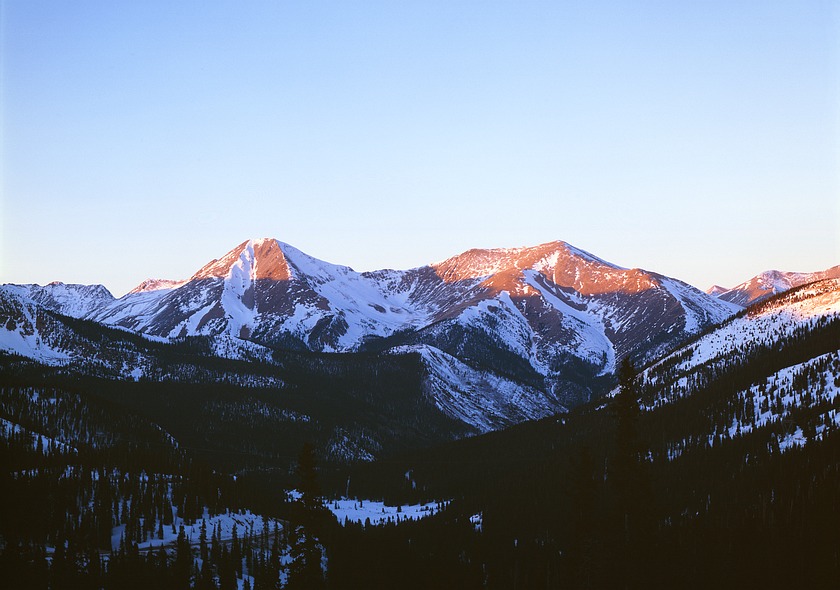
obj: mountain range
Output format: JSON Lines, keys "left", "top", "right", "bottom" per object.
{"left": 3, "top": 237, "right": 837, "bottom": 441}
{"left": 1, "top": 238, "right": 740, "bottom": 420}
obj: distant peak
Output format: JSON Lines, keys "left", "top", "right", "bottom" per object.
{"left": 129, "top": 278, "right": 187, "bottom": 294}
{"left": 758, "top": 270, "right": 784, "bottom": 280}
{"left": 716, "top": 264, "right": 840, "bottom": 307}
{"left": 41, "top": 281, "right": 114, "bottom": 298}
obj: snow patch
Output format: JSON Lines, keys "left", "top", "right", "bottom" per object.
{"left": 325, "top": 497, "right": 449, "bottom": 527}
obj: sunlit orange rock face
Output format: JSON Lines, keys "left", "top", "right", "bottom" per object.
{"left": 431, "top": 241, "right": 659, "bottom": 297}
{"left": 190, "top": 241, "right": 250, "bottom": 280}
{"left": 191, "top": 238, "right": 292, "bottom": 281}
{"left": 250, "top": 238, "right": 294, "bottom": 281}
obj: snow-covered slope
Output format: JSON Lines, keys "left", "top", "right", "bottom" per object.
{"left": 628, "top": 278, "right": 840, "bottom": 462}
{"left": 1, "top": 282, "right": 115, "bottom": 318}
{"left": 0, "top": 288, "right": 71, "bottom": 364}
{"left": 0, "top": 286, "right": 282, "bottom": 386}
{"left": 391, "top": 344, "right": 566, "bottom": 432}
{"left": 643, "top": 278, "right": 840, "bottom": 404}
{"left": 710, "top": 265, "right": 840, "bottom": 307}
{"left": 714, "top": 351, "right": 840, "bottom": 451}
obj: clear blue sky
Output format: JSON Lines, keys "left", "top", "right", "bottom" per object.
{"left": 2, "top": 1, "right": 838, "bottom": 296}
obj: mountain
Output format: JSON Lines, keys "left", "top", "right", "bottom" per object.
{"left": 407, "top": 241, "right": 737, "bottom": 379}
{"left": 84, "top": 238, "right": 422, "bottom": 349}
{"left": 709, "top": 265, "right": 840, "bottom": 307}
{"left": 2, "top": 238, "right": 738, "bottom": 412}
{"left": 705, "top": 284, "right": 728, "bottom": 297}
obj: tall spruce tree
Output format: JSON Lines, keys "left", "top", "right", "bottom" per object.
{"left": 286, "top": 442, "right": 326, "bottom": 590}
{"left": 568, "top": 446, "right": 597, "bottom": 589}
{"left": 610, "top": 357, "right": 654, "bottom": 589}
{"left": 174, "top": 524, "right": 191, "bottom": 589}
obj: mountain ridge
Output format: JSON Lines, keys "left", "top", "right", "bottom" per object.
{"left": 1, "top": 237, "right": 741, "bottom": 423}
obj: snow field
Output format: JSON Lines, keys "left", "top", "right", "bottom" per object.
{"left": 111, "top": 507, "right": 281, "bottom": 553}
{"left": 325, "top": 498, "right": 450, "bottom": 527}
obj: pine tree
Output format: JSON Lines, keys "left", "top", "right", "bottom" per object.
{"left": 286, "top": 443, "right": 326, "bottom": 590}
{"left": 200, "top": 519, "right": 209, "bottom": 562}
{"left": 610, "top": 357, "right": 654, "bottom": 589}
{"left": 196, "top": 559, "right": 215, "bottom": 590}
{"left": 211, "top": 521, "right": 221, "bottom": 565}
{"left": 231, "top": 523, "right": 242, "bottom": 577}
{"left": 219, "top": 544, "right": 236, "bottom": 590}
{"left": 568, "top": 446, "right": 597, "bottom": 589}
{"left": 174, "top": 524, "right": 191, "bottom": 589}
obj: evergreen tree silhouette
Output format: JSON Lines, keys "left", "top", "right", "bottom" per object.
{"left": 611, "top": 357, "right": 654, "bottom": 589}
{"left": 287, "top": 442, "right": 326, "bottom": 590}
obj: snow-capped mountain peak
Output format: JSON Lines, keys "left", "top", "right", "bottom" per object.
{"left": 430, "top": 240, "right": 623, "bottom": 285}
{"left": 191, "top": 238, "right": 294, "bottom": 282}
{"left": 711, "top": 265, "right": 840, "bottom": 307}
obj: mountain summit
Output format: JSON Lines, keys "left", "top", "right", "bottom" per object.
{"left": 191, "top": 238, "right": 294, "bottom": 282}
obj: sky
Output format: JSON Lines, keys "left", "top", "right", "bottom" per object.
{"left": 1, "top": 1, "right": 838, "bottom": 296}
